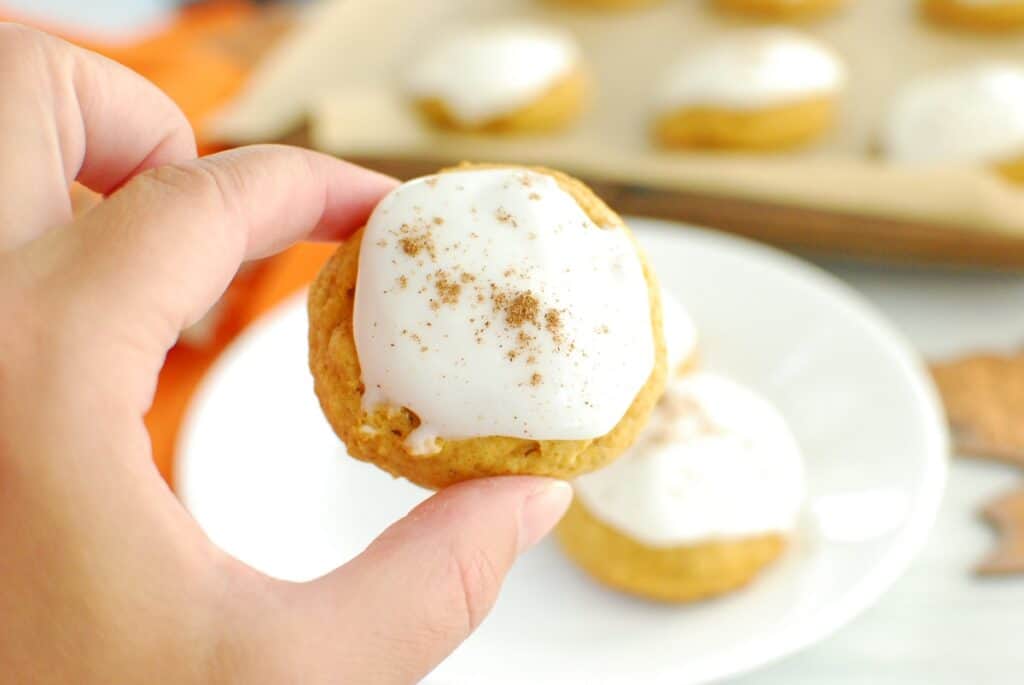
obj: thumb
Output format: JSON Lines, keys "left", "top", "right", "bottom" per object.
{"left": 258, "top": 477, "right": 571, "bottom": 683}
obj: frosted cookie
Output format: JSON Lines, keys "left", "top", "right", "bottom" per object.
{"left": 712, "top": 0, "right": 848, "bottom": 19}
{"left": 308, "top": 164, "right": 667, "bottom": 490}
{"left": 661, "top": 287, "right": 698, "bottom": 375}
{"left": 557, "top": 372, "right": 805, "bottom": 602}
{"left": 652, "top": 30, "right": 845, "bottom": 151}
{"left": 406, "top": 25, "right": 587, "bottom": 134}
{"left": 881, "top": 64, "right": 1024, "bottom": 183}
{"left": 922, "top": 0, "right": 1024, "bottom": 32}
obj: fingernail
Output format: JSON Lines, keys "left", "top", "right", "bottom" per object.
{"left": 517, "top": 480, "right": 573, "bottom": 554}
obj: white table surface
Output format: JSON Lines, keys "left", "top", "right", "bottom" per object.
{"left": 738, "top": 260, "right": 1024, "bottom": 685}
{"left": 17, "top": 4, "right": 1024, "bottom": 682}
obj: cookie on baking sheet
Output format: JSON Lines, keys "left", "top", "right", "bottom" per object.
{"left": 712, "top": 0, "right": 848, "bottom": 20}
{"left": 308, "top": 163, "right": 667, "bottom": 490}
{"left": 652, "top": 29, "right": 845, "bottom": 151}
{"left": 922, "top": 0, "right": 1024, "bottom": 32}
{"left": 557, "top": 372, "right": 805, "bottom": 602}
{"left": 406, "top": 24, "right": 587, "bottom": 134}
{"left": 882, "top": 63, "right": 1024, "bottom": 184}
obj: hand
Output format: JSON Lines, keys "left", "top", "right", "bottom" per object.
{"left": 0, "top": 25, "right": 571, "bottom": 684}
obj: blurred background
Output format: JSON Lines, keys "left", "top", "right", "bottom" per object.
{"left": 13, "top": 0, "right": 1024, "bottom": 682}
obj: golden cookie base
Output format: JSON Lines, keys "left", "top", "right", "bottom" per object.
{"left": 995, "top": 155, "right": 1024, "bottom": 184}
{"left": 713, "top": 0, "right": 846, "bottom": 19}
{"left": 653, "top": 96, "right": 835, "bottom": 151}
{"left": 416, "top": 69, "right": 588, "bottom": 135}
{"left": 556, "top": 498, "right": 786, "bottom": 602}
{"left": 922, "top": 0, "right": 1024, "bottom": 32}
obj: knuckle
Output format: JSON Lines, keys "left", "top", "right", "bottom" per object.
{"left": 129, "top": 161, "right": 243, "bottom": 251}
{"left": 134, "top": 162, "right": 226, "bottom": 209}
{"left": 446, "top": 541, "right": 502, "bottom": 634}
{"left": 0, "top": 23, "right": 46, "bottom": 55}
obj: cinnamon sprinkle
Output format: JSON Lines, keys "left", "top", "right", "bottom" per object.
{"left": 433, "top": 270, "right": 461, "bottom": 306}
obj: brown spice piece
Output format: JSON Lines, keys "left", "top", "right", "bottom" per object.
{"left": 545, "top": 309, "right": 562, "bottom": 335}
{"left": 433, "top": 270, "right": 461, "bottom": 306}
{"left": 397, "top": 275, "right": 408, "bottom": 289}
{"left": 433, "top": 216, "right": 444, "bottom": 225}
{"left": 528, "top": 192, "right": 541, "bottom": 201}
{"left": 495, "top": 206, "right": 518, "bottom": 227}
{"left": 505, "top": 291, "right": 539, "bottom": 327}
{"left": 530, "top": 372, "right": 543, "bottom": 387}
{"left": 399, "top": 233, "right": 435, "bottom": 259}
{"left": 460, "top": 273, "right": 476, "bottom": 284}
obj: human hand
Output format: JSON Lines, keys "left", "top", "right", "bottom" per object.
{"left": 0, "top": 25, "right": 571, "bottom": 684}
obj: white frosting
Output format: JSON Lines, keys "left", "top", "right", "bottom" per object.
{"left": 354, "top": 169, "right": 654, "bottom": 454}
{"left": 660, "top": 287, "right": 697, "bottom": 373}
{"left": 655, "top": 29, "right": 845, "bottom": 112}
{"left": 882, "top": 63, "right": 1024, "bottom": 166}
{"left": 574, "top": 372, "right": 805, "bottom": 547}
{"left": 406, "top": 25, "right": 580, "bottom": 126}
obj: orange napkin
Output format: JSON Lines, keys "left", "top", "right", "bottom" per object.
{"left": 8, "top": 1, "right": 328, "bottom": 486}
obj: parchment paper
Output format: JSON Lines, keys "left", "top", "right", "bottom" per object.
{"left": 209, "top": 0, "right": 1024, "bottom": 238}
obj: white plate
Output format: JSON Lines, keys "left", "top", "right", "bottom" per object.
{"left": 176, "top": 219, "right": 948, "bottom": 685}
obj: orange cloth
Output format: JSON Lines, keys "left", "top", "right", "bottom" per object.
{"left": 4, "top": 1, "right": 328, "bottom": 486}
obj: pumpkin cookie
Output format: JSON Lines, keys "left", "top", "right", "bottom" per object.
{"left": 406, "top": 24, "right": 587, "bottom": 134}
{"left": 652, "top": 30, "right": 845, "bottom": 151}
{"left": 882, "top": 63, "right": 1024, "bottom": 184}
{"left": 308, "top": 164, "right": 666, "bottom": 489}
{"left": 558, "top": 372, "right": 805, "bottom": 602}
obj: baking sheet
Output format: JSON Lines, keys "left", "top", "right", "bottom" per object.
{"left": 209, "top": 0, "right": 1024, "bottom": 260}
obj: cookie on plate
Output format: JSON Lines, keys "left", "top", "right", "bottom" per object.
{"left": 406, "top": 24, "right": 587, "bottom": 134}
{"left": 652, "top": 29, "right": 845, "bottom": 151}
{"left": 881, "top": 63, "right": 1024, "bottom": 183}
{"left": 308, "top": 164, "right": 667, "bottom": 489}
{"left": 557, "top": 372, "right": 805, "bottom": 602}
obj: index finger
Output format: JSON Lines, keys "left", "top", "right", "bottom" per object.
{"left": 0, "top": 24, "right": 197, "bottom": 250}
{"left": 52, "top": 145, "right": 395, "bottom": 390}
